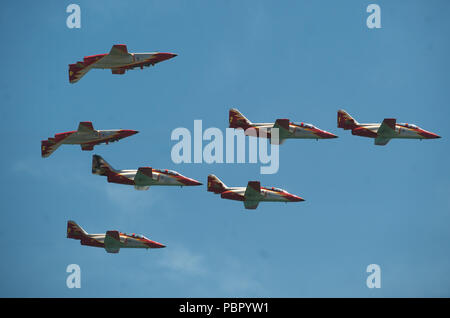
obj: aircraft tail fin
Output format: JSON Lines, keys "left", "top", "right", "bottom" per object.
{"left": 69, "top": 61, "right": 92, "bottom": 84}
{"left": 92, "top": 154, "right": 116, "bottom": 176}
{"left": 229, "top": 108, "right": 253, "bottom": 129}
{"left": 41, "top": 138, "right": 56, "bottom": 158}
{"left": 207, "top": 174, "right": 227, "bottom": 194}
{"left": 337, "top": 109, "right": 359, "bottom": 130}
{"left": 67, "top": 220, "right": 88, "bottom": 240}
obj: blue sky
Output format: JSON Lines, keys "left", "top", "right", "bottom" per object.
{"left": 1, "top": 0, "right": 449, "bottom": 297}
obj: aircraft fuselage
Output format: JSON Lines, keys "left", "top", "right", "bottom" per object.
{"left": 91, "top": 53, "right": 169, "bottom": 69}
{"left": 112, "top": 169, "right": 201, "bottom": 187}
{"left": 58, "top": 129, "right": 135, "bottom": 145}
{"left": 220, "top": 187, "right": 304, "bottom": 202}
{"left": 245, "top": 122, "right": 337, "bottom": 139}
{"left": 352, "top": 123, "right": 440, "bottom": 139}
{"left": 80, "top": 233, "right": 164, "bottom": 249}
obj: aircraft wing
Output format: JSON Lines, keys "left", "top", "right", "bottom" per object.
{"left": 134, "top": 167, "right": 154, "bottom": 186}
{"left": 244, "top": 181, "right": 262, "bottom": 201}
{"left": 134, "top": 185, "right": 150, "bottom": 191}
{"left": 269, "top": 136, "right": 287, "bottom": 145}
{"left": 78, "top": 121, "right": 95, "bottom": 133}
{"left": 374, "top": 119, "right": 396, "bottom": 146}
{"left": 244, "top": 200, "right": 260, "bottom": 210}
{"left": 104, "top": 230, "right": 121, "bottom": 254}
{"left": 109, "top": 44, "right": 129, "bottom": 56}
{"left": 374, "top": 137, "right": 391, "bottom": 146}
{"left": 377, "top": 118, "right": 396, "bottom": 137}
{"left": 273, "top": 119, "right": 291, "bottom": 140}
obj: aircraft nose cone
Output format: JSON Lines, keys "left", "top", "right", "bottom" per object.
{"left": 157, "top": 52, "right": 177, "bottom": 61}
{"left": 421, "top": 131, "right": 441, "bottom": 139}
{"left": 290, "top": 195, "right": 305, "bottom": 202}
{"left": 181, "top": 177, "right": 203, "bottom": 186}
{"left": 147, "top": 240, "right": 166, "bottom": 248}
{"left": 318, "top": 130, "right": 338, "bottom": 139}
{"left": 121, "top": 130, "right": 139, "bottom": 137}
{"left": 326, "top": 132, "right": 338, "bottom": 138}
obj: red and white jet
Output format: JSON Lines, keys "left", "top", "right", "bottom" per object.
{"left": 229, "top": 108, "right": 337, "bottom": 145}
{"left": 41, "top": 122, "right": 138, "bottom": 158}
{"left": 207, "top": 174, "right": 304, "bottom": 209}
{"left": 69, "top": 44, "right": 177, "bottom": 83}
{"left": 337, "top": 110, "right": 441, "bottom": 145}
{"left": 92, "top": 155, "right": 202, "bottom": 190}
{"left": 67, "top": 221, "right": 165, "bottom": 253}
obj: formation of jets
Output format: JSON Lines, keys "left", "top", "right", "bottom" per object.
{"left": 40, "top": 44, "right": 441, "bottom": 253}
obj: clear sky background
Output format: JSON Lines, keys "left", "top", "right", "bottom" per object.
{"left": 0, "top": 0, "right": 449, "bottom": 297}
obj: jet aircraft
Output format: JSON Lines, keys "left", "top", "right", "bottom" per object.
{"left": 337, "top": 110, "right": 441, "bottom": 145}
{"left": 69, "top": 44, "right": 177, "bottom": 83}
{"left": 67, "top": 220, "right": 165, "bottom": 253}
{"left": 229, "top": 108, "right": 337, "bottom": 144}
{"left": 41, "top": 122, "right": 138, "bottom": 158}
{"left": 92, "top": 154, "right": 202, "bottom": 190}
{"left": 207, "top": 174, "right": 304, "bottom": 209}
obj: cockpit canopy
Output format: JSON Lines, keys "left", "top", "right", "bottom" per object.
{"left": 165, "top": 169, "right": 180, "bottom": 176}
{"left": 155, "top": 169, "right": 180, "bottom": 176}
{"left": 403, "top": 123, "right": 419, "bottom": 129}
{"left": 124, "top": 233, "right": 146, "bottom": 239}
{"left": 271, "top": 187, "right": 286, "bottom": 193}
{"left": 295, "top": 122, "right": 316, "bottom": 129}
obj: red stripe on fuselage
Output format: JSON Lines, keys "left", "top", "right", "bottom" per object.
{"left": 351, "top": 127, "right": 378, "bottom": 138}
{"left": 221, "top": 190, "right": 245, "bottom": 201}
